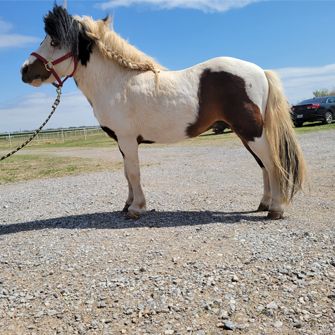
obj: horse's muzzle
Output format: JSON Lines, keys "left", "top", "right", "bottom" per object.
{"left": 21, "top": 59, "right": 51, "bottom": 84}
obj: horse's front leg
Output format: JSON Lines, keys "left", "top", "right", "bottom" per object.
{"left": 118, "top": 137, "right": 146, "bottom": 219}
{"left": 117, "top": 145, "right": 134, "bottom": 212}
{"left": 122, "top": 172, "right": 133, "bottom": 212}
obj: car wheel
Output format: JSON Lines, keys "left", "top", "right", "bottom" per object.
{"left": 323, "top": 111, "right": 333, "bottom": 124}
{"left": 294, "top": 121, "right": 303, "bottom": 127}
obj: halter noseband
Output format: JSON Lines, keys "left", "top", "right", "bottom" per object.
{"left": 30, "top": 51, "right": 78, "bottom": 88}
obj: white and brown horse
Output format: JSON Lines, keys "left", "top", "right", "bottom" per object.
{"left": 21, "top": 5, "right": 306, "bottom": 219}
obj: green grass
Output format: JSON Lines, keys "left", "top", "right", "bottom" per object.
{"left": 0, "top": 154, "right": 122, "bottom": 185}
{"left": 35, "top": 133, "right": 117, "bottom": 148}
{"left": 293, "top": 121, "right": 335, "bottom": 134}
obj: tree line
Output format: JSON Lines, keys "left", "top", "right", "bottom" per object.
{"left": 313, "top": 88, "right": 335, "bottom": 97}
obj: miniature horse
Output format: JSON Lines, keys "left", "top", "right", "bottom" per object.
{"left": 21, "top": 5, "right": 306, "bottom": 219}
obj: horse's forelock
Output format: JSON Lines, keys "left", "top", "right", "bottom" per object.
{"left": 44, "top": 5, "right": 80, "bottom": 55}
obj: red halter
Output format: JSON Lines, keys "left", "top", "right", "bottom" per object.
{"left": 30, "top": 51, "right": 78, "bottom": 88}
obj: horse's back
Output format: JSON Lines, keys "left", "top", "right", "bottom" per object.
{"left": 189, "top": 56, "right": 268, "bottom": 109}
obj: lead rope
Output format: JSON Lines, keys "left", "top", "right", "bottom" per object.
{"left": 0, "top": 87, "right": 62, "bottom": 161}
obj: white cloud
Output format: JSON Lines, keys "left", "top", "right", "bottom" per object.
{"left": 0, "top": 34, "right": 40, "bottom": 48}
{"left": 276, "top": 64, "right": 335, "bottom": 103}
{"left": 0, "top": 18, "right": 12, "bottom": 33}
{"left": 0, "top": 18, "right": 39, "bottom": 49}
{"left": 0, "top": 91, "right": 98, "bottom": 133}
{"left": 99, "top": 0, "right": 263, "bottom": 12}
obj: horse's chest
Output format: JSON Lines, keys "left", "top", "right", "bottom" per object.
{"left": 92, "top": 102, "right": 129, "bottom": 132}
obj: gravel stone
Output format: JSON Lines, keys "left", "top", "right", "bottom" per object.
{"left": 273, "top": 320, "right": 283, "bottom": 328}
{"left": 223, "top": 321, "right": 235, "bottom": 330}
{"left": 266, "top": 301, "right": 278, "bottom": 310}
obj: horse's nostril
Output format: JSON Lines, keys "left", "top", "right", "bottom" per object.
{"left": 21, "top": 65, "right": 31, "bottom": 83}
{"left": 21, "top": 65, "right": 29, "bottom": 75}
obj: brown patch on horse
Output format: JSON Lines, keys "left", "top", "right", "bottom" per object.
{"left": 21, "top": 59, "right": 51, "bottom": 84}
{"left": 101, "top": 126, "right": 118, "bottom": 142}
{"left": 137, "top": 135, "right": 155, "bottom": 144}
{"left": 240, "top": 139, "right": 264, "bottom": 168}
{"left": 187, "top": 69, "right": 263, "bottom": 142}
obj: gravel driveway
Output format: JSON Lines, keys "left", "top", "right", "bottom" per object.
{"left": 0, "top": 130, "right": 334, "bottom": 335}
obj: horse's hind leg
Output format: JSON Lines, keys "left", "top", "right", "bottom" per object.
{"left": 248, "top": 134, "right": 285, "bottom": 219}
{"left": 118, "top": 137, "right": 146, "bottom": 218}
{"left": 258, "top": 169, "right": 271, "bottom": 211}
{"left": 241, "top": 140, "right": 271, "bottom": 211}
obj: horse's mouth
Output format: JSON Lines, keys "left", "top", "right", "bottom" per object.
{"left": 31, "top": 78, "right": 43, "bottom": 87}
{"left": 22, "top": 73, "right": 51, "bottom": 87}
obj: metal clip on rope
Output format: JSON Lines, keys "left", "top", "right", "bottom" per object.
{"left": 0, "top": 87, "right": 62, "bottom": 161}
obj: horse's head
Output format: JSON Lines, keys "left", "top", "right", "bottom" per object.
{"left": 21, "top": 5, "right": 93, "bottom": 87}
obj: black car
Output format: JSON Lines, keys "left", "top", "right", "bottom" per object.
{"left": 291, "top": 96, "right": 335, "bottom": 127}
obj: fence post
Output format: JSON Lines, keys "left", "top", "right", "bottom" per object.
{"left": 61, "top": 129, "right": 65, "bottom": 143}
{"left": 8, "top": 133, "right": 12, "bottom": 148}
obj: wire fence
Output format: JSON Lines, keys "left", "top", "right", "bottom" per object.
{"left": 0, "top": 127, "right": 103, "bottom": 149}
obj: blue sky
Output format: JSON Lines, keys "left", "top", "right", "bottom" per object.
{"left": 0, "top": 0, "right": 335, "bottom": 132}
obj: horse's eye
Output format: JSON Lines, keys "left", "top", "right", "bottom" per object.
{"left": 50, "top": 40, "right": 59, "bottom": 47}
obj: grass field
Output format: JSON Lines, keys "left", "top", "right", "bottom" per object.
{"left": 0, "top": 154, "right": 123, "bottom": 185}
{"left": 1, "top": 122, "right": 334, "bottom": 185}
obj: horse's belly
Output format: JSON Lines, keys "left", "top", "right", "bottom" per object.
{"left": 136, "top": 104, "right": 199, "bottom": 143}
{"left": 141, "top": 127, "right": 187, "bottom": 144}
{"left": 138, "top": 116, "right": 192, "bottom": 143}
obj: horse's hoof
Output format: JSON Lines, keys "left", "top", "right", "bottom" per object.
{"left": 267, "top": 211, "right": 284, "bottom": 220}
{"left": 257, "top": 203, "right": 269, "bottom": 212}
{"left": 126, "top": 207, "right": 146, "bottom": 220}
{"left": 126, "top": 212, "right": 140, "bottom": 220}
{"left": 122, "top": 203, "right": 131, "bottom": 213}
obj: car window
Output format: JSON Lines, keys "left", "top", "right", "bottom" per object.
{"left": 298, "top": 97, "right": 327, "bottom": 105}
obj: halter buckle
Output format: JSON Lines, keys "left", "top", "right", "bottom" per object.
{"left": 45, "top": 61, "right": 53, "bottom": 72}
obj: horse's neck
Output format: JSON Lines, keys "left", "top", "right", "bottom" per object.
{"left": 73, "top": 50, "right": 128, "bottom": 105}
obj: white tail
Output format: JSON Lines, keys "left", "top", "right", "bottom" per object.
{"left": 264, "top": 70, "right": 307, "bottom": 203}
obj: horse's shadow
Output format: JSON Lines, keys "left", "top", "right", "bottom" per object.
{"left": 0, "top": 210, "right": 268, "bottom": 236}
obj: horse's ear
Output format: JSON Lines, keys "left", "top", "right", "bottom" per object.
{"left": 102, "top": 15, "right": 113, "bottom": 29}
{"left": 78, "top": 26, "right": 94, "bottom": 66}
{"left": 102, "top": 15, "right": 112, "bottom": 26}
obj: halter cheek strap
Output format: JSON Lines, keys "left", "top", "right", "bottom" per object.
{"left": 30, "top": 51, "right": 78, "bottom": 88}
